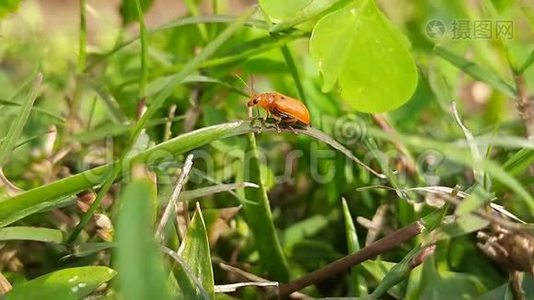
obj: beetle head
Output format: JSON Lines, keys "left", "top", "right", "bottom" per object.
{"left": 247, "top": 94, "right": 267, "bottom": 108}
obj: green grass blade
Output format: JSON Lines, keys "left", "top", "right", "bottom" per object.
{"left": 0, "top": 121, "right": 380, "bottom": 228}
{"left": 0, "top": 98, "right": 64, "bottom": 122}
{"left": 114, "top": 173, "right": 171, "bottom": 300}
{"left": 180, "top": 182, "right": 258, "bottom": 202}
{"left": 366, "top": 128, "right": 534, "bottom": 214}
{"left": 155, "top": 31, "right": 306, "bottom": 77}
{"left": 0, "top": 226, "right": 63, "bottom": 243}
{"left": 242, "top": 132, "right": 290, "bottom": 281}
{"left": 0, "top": 73, "right": 42, "bottom": 167}
{"left": 86, "top": 15, "right": 268, "bottom": 71}
{"left": 434, "top": 46, "right": 516, "bottom": 97}
{"left": 184, "top": 0, "right": 208, "bottom": 41}
{"left": 6, "top": 266, "right": 115, "bottom": 300}
{"left": 174, "top": 203, "right": 214, "bottom": 299}
{"left": 502, "top": 148, "right": 534, "bottom": 176}
{"left": 370, "top": 245, "right": 434, "bottom": 299}
{"left": 341, "top": 198, "right": 367, "bottom": 296}
{"left": 280, "top": 45, "right": 305, "bottom": 100}
{"left": 134, "top": 0, "right": 148, "bottom": 97}
{"left": 130, "top": 9, "right": 254, "bottom": 142}
{"left": 69, "top": 10, "right": 254, "bottom": 243}
{"left": 518, "top": 48, "right": 534, "bottom": 74}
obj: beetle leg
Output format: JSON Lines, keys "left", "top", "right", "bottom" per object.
{"left": 274, "top": 121, "right": 281, "bottom": 133}
{"left": 287, "top": 118, "right": 299, "bottom": 134}
{"left": 254, "top": 110, "right": 268, "bottom": 134}
{"left": 288, "top": 125, "right": 297, "bottom": 134}
{"left": 269, "top": 114, "right": 283, "bottom": 133}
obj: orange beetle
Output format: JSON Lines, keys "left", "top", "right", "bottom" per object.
{"left": 247, "top": 92, "right": 311, "bottom": 131}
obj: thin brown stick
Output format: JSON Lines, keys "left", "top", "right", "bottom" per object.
{"left": 510, "top": 271, "right": 525, "bottom": 300}
{"left": 278, "top": 221, "right": 425, "bottom": 297}
{"left": 163, "top": 104, "right": 177, "bottom": 141}
{"left": 0, "top": 168, "right": 23, "bottom": 196}
{"left": 0, "top": 271, "right": 12, "bottom": 295}
{"left": 155, "top": 154, "right": 194, "bottom": 242}
{"left": 514, "top": 75, "right": 534, "bottom": 140}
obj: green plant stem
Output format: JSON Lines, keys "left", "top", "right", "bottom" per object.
{"left": 280, "top": 44, "right": 306, "bottom": 101}
{"left": 78, "top": 0, "right": 87, "bottom": 72}
{"left": 69, "top": 0, "right": 87, "bottom": 127}
{"left": 134, "top": 0, "right": 148, "bottom": 98}
{"left": 184, "top": 0, "right": 209, "bottom": 42}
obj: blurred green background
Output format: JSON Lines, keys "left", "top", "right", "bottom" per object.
{"left": 0, "top": 0, "right": 533, "bottom": 299}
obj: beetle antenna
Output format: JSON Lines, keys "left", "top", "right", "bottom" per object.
{"left": 233, "top": 73, "right": 253, "bottom": 97}
{"left": 250, "top": 74, "right": 255, "bottom": 95}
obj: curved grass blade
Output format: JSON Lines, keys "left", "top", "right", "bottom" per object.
{"left": 341, "top": 198, "right": 368, "bottom": 296}
{"left": 180, "top": 182, "right": 258, "bottom": 202}
{"left": 114, "top": 174, "right": 171, "bottom": 300}
{"left": 365, "top": 127, "right": 534, "bottom": 214}
{"left": 434, "top": 46, "right": 516, "bottom": 97}
{"left": 0, "top": 120, "right": 384, "bottom": 228}
{"left": 0, "top": 226, "right": 63, "bottom": 243}
{"left": 68, "top": 9, "right": 256, "bottom": 243}
{"left": 0, "top": 98, "right": 64, "bottom": 123}
{"left": 242, "top": 131, "right": 290, "bottom": 281}
{"left": 174, "top": 203, "right": 214, "bottom": 299}
{"left": 6, "top": 266, "right": 115, "bottom": 300}
{"left": 87, "top": 15, "right": 268, "bottom": 71}
{"left": 0, "top": 73, "right": 42, "bottom": 167}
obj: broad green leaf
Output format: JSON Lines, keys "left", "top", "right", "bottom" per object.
{"left": 0, "top": 0, "right": 22, "bottom": 19}
{"left": 115, "top": 177, "right": 171, "bottom": 300}
{"left": 120, "top": 0, "right": 154, "bottom": 25}
{"left": 6, "top": 266, "right": 115, "bottom": 300}
{"left": 175, "top": 203, "right": 214, "bottom": 299}
{"left": 434, "top": 46, "right": 516, "bottom": 97}
{"left": 0, "top": 73, "right": 41, "bottom": 167}
{"left": 0, "top": 226, "right": 63, "bottom": 243}
{"left": 310, "top": 0, "right": 418, "bottom": 112}
{"left": 259, "top": 0, "right": 312, "bottom": 20}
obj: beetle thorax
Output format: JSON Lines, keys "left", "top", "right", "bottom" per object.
{"left": 258, "top": 93, "right": 275, "bottom": 109}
